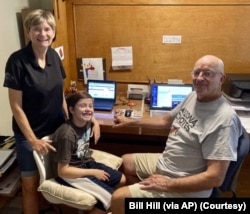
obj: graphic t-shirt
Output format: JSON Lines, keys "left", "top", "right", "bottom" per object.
{"left": 157, "top": 91, "right": 242, "bottom": 178}
{"left": 52, "top": 120, "right": 93, "bottom": 169}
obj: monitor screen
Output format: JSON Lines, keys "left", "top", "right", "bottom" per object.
{"left": 150, "top": 84, "right": 193, "bottom": 110}
{"left": 87, "top": 80, "right": 116, "bottom": 99}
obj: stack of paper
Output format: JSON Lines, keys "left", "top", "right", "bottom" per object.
{"left": 236, "top": 111, "right": 250, "bottom": 133}
{"left": 228, "top": 100, "right": 250, "bottom": 111}
{"left": 223, "top": 92, "right": 250, "bottom": 111}
{"left": 223, "top": 92, "right": 250, "bottom": 133}
{"left": 0, "top": 166, "right": 21, "bottom": 196}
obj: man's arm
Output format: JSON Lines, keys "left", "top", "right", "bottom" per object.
{"left": 113, "top": 113, "right": 174, "bottom": 129}
{"left": 58, "top": 162, "right": 110, "bottom": 180}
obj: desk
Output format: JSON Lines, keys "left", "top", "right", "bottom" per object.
{"left": 91, "top": 99, "right": 168, "bottom": 156}
{"left": 94, "top": 98, "right": 168, "bottom": 136}
{"left": 92, "top": 98, "right": 250, "bottom": 156}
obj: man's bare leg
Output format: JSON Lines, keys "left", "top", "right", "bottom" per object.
{"left": 111, "top": 186, "right": 131, "bottom": 214}
{"left": 121, "top": 154, "right": 140, "bottom": 185}
{"left": 88, "top": 207, "right": 107, "bottom": 214}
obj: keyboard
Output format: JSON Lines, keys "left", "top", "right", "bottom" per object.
{"left": 94, "top": 101, "right": 114, "bottom": 111}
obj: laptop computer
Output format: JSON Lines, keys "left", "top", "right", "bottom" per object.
{"left": 150, "top": 83, "right": 193, "bottom": 117}
{"left": 87, "top": 80, "right": 117, "bottom": 111}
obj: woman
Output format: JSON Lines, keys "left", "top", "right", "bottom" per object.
{"left": 3, "top": 9, "right": 100, "bottom": 214}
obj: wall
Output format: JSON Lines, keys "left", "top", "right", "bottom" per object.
{"left": 0, "top": 0, "right": 52, "bottom": 136}
{"left": 66, "top": 0, "right": 250, "bottom": 91}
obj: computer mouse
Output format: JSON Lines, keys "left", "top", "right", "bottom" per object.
{"left": 125, "top": 109, "right": 133, "bottom": 117}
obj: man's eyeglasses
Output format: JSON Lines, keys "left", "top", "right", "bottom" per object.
{"left": 191, "top": 70, "right": 221, "bottom": 78}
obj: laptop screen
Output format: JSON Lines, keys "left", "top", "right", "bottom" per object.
{"left": 87, "top": 80, "right": 116, "bottom": 100}
{"left": 150, "top": 83, "right": 193, "bottom": 110}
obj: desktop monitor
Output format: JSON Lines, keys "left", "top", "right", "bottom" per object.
{"left": 150, "top": 83, "right": 193, "bottom": 111}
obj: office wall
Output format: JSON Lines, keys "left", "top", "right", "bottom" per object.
{"left": 0, "top": 0, "right": 52, "bottom": 136}
{"left": 66, "top": 0, "right": 250, "bottom": 91}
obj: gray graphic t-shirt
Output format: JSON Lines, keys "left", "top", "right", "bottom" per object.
{"left": 157, "top": 92, "right": 242, "bottom": 178}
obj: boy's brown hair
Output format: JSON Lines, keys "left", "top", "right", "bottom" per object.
{"left": 66, "top": 92, "right": 93, "bottom": 119}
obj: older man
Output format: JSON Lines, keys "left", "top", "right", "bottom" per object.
{"left": 111, "top": 55, "right": 243, "bottom": 214}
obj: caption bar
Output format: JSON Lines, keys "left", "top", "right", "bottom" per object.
{"left": 125, "top": 198, "right": 249, "bottom": 213}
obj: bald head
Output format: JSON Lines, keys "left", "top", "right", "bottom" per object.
{"left": 192, "top": 55, "right": 226, "bottom": 102}
{"left": 195, "top": 55, "right": 224, "bottom": 74}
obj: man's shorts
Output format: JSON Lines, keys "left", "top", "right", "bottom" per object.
{"left": 133, "top": 153, "right": 161, "bottom": 180}
{"left": 128, "top": 153, "right": 212, "bottom": 198}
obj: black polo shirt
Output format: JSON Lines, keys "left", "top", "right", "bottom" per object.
{"left": 4, "top": 42, "right": 66, "bottom": 137}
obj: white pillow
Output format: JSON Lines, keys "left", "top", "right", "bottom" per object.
{"left": 38, "top": 149, "right": 122, "bottom": 210}
{"left": 38, "top": 179, "right": 97, "bottom": 210}
{"left": 89, "top": 149, "right": 122, "bottom": 169}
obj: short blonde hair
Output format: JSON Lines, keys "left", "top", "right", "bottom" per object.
{"left": 24, "top": 9, "right": 56, "bottom": 31}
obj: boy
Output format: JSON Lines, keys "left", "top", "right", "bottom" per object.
{"left": 51, "top": 92, "right": 126, "bottom": 214}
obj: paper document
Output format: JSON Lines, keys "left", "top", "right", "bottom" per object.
{"left": 111, "top": 46, "right": 133, "bottom": 70}
{"left": 223, "top": 93, "right": 250, "bottom": 111}
{"left": 0, "top": 152, "right": 16, "bottom": 174}
{"left": 229, "top": 102, "right": 250, "bottom": 111}
{"left": 236, "top": 110, "right": 250, "bottom": 133}
{"left": 81, "top": 58, "right": 105, "bottom": 84}
{"left": 0, "top": 166, "right": 21, "bottom": 196}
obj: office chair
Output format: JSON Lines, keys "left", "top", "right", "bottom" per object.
{"left": 33, "top": 136, "right": 122, "bottom": 213}
{"left": 211, "top": 127, "right": 250, "bottom": 197}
